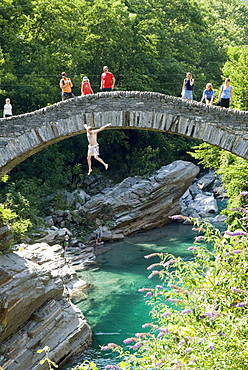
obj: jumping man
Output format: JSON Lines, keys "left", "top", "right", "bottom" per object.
{"left": 84, "top": 123, "right": 111, "bottom": 175}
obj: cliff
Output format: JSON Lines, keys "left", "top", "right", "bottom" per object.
{"left": 0, "top": 243, "right": 92, "bottom": 370}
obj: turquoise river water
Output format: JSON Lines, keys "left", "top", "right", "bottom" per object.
{"left": 62, "top": 222, "right": 202, "bottom": 369}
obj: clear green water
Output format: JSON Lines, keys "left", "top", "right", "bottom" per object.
{"left": 62, "top": 223, "right": 198, "bottom": 369}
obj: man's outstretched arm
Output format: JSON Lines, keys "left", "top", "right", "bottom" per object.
{"left": 94, "top": 123, "right": 112, "bottom": 133}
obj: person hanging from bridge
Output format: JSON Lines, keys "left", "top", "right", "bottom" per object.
{"left": 100, "top": 66, "right": 115, "bottom": 92}
{"left": 84, "top": 123, "right": 112, "bottom": 175}
{"left": 217, "top": 78, "right": 233, "bottom": 108}
{"left": 59, "top": 72, "right": 75, "bottom": 101}
{"left": 200, "top": 83, "right": 215, "bottom": 106}
{"left": 81, "top": 76, "right": 94, "bottom": 95}
{"left": 181, "top": 72, "right": 194, "bottom": 100}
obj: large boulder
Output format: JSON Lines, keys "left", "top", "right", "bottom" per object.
{"left": 78, "top": 160, "right": 199, "bottom": 236}
{"left": 0, "top": 244, "right": 92, "bottom": 370}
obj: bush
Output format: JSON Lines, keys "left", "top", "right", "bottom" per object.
{"left": 100, "top": 194, "right": 248, "bottom": 369}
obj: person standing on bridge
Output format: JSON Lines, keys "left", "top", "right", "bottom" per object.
{"left": 100, "top": 66, "right": 115, "bottom": 92}
{"left": 84, "top": 123, "right": 111, "bottom": 175}
{"left": 3, "top": 98, "right": 12, "bottom": 118}
{"left": 81, "top": 76, "right": 94, "bottom": 95}
{"left": 218, "top": 78, "right": 233, "bottom": 108}
{"left": 59, "top": 72, "right": 74, "bottom": 101}
{"left": 181, "top": 72, "right": 194, "bottom": 100}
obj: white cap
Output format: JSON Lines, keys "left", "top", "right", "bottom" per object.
{"left": 83, "top": 76, "right": 88, "bottom": 81}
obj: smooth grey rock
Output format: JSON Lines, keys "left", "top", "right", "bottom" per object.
{"left": 79, "top": 161, "right": 199, "bottom": 236}
{"left": 0, "top": 243, "right": 92, "bottom": 369}
{"left": 188, "top": 193, "right": 218, "bottom": 217}
{"left": 213, "top": 214, "right": 228, "bottom": 222}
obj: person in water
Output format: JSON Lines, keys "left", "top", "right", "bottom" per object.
{"left": 200, "top": 83, "right": 215, "bottom": 106}
{"left": 218, "top": 78, "right": 233, "bottom": 108}
{"left": 181, "top": 72, "right": 194, "bottom": 100}
{"left": 84, "top": 123, "right": 111, "bottom": 175}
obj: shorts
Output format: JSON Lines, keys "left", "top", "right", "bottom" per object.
{"left": 101, "top": 88, "right": 112, "bottom": 92}
{"left": 220, "top": 98, "right": 230, "bottom": 108}
{"left": 4, "top": 114, "right": 12, "bottom": 118}
{"left": 62, "top": 92, "right": 75, "bottom": 101}
{"left": 88, "top": 144, "right": 100, "bottom": 157}
{"left": 182, "top": 90, "right": 193, "bottom": 100}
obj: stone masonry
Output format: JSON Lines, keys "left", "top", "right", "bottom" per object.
{"left": 0, "top": 91, "right": 247, "bottom": 176}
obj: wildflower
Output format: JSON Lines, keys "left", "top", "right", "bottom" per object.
{"left": 194, "top": 235, "right": 205, "bottom": 242}
{"left": 178, "top": 339, "right": 186, "bottom": 346}
{"left": 199, "top": 311, "right": 219, "bottom": 320}
{"left": 164, "top": 259, "right": 175, "bottom": 266}
{"left": 156, "top": 285, "right": 164, "bottom": 289}
{"left": 161, "top": 312, "right": 171, "bottom": 318}
{"left": 105, "top": 366, "right": 120, "bottom": 370}
{"left": 239, "top": 191, "right": 248, "bottom": 197}
{"left": 142, "top": 323, "right": 153, "bottom": 328}
{"left": 167, "top": 298, "right": 182, "bottom": 303}
{"left": 181, "top": 309, "right": 193, "bottom": 315}
{"left": 229, "top": 207, "right": 239, "bottom": 211}
{"left": 198, "top": 338, "right": 205, "bottom": 344}
{"left": 135, "top": 332, "right": 148, "bottom": 338}
{"left": 145, "top": 292, "right": 152, "bottom": 297}
{"left": 148, "top": 270, "right": 160, "bottom": 279}
{"left": 144, "top": 253, "right": 161, "bottom": 259}
{"left": 235, "top": 301, "right": 248, "bottom": 307}
{"left": 158, "top": 327, "right": 169, "bottom": 333}
{"left": 169, "top": 215, "right": 188, "bottom": 220}
{"left": 241, "top": 208, "right": 248, "bottom": 215}
{"left": 157, "top": 331, "right": 167, "bottom": 338}
{"left": 147, "top": 263, "right": 162, "bottom": 270}
{"left": 185, "top": 347, "right": 192, "bottom": 353}
{"left": 225, "top": 230, "right": 248, "bottom": 237}
{"left": 187, "top": 246, "right": 195, "bottom": 250}
{"left": 123, "top": 337, "right": 135, "bottom": 344}
{"left": 132, "top": 342, "right": 142, "bottom": 349}
{"left": 101, "top": 343, "right": 117, "bottom": 351}
{"left": 138, "top": 288, "right": 149, "bottom": 292}
{"left": 155, "top": 361, "right": 164, "bottom": 366}
{"left": 231, "top": 250, "right": 242, "bottom": 254}
{"left": 231, "top": 287, "right": 248, "bottom": 293}
{"left": 209, "top": 342, "right": 215, "bottom": 350}
{"left": 242, "top": 217, "right": 248, "bottom": 221}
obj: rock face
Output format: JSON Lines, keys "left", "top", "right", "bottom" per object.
{"left": 78, "top": 160, "right": 200, "bottom": 236}
{"left": 180, "top": 170, "right": 221, "bottom": 219}
{"left": 0, "top": 243, "right": 92, "bottom": 370}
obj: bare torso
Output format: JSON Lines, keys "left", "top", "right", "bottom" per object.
{"left": 87, "top": 131, "right": 98, "bottom": 145}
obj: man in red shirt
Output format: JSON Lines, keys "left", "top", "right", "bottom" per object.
{"left": 100, "top": 66, "right": 115, "bottom": 92}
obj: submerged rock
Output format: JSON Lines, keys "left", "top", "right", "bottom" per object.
{"left": 0, "top": 243, "right": 92, "bottom": 370}
{"left": 78, "top": 160, "right": 199, "bottom": 236}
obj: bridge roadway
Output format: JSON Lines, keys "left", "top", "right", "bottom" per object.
{"left": 0, "top": 91, "right": 247, "bottom": 176}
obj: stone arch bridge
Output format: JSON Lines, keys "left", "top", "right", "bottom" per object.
{"left": 0, "top": 91, "right": 248, "bottom": 177}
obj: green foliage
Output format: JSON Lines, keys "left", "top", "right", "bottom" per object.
{"left": 101, "top": 204, "right": 248, "bottom": 369}
{"left": 189, "top": 144, "right": 248, "bottom": 229}
{"left": 1, "top": 0, "right": 247, "bottom": 112}
{"left": 222, "top": 46, "right": 248, "bottom": 110}
{"left": 37, "top": 346, "right": 58, "bottom": 369}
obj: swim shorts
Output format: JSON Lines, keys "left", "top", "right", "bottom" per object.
{"left": 88, "top": 144, "right": 100, "bottom": 157}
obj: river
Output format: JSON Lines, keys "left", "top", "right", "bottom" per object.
{"left": 62, "top": 222, "right": 202, "bottom": 369}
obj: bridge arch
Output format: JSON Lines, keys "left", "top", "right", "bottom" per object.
{"left": 0, "top": 91, "right": 247, "bottom": 177}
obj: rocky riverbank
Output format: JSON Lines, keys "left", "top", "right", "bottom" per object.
{"left": 0, "top": 162, "right": 227, "bottom": 370}
{"left": 0, "top": 243, "right": 92, "bottom": 370}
